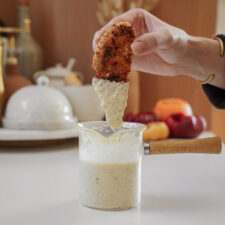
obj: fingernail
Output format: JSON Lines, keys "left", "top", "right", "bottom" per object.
{"left": 131, "top": 42, "right": 146, "bottom": 55}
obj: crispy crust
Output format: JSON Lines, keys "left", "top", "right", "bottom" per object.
{"left": 92, "top": 22, "right": 135, "bottom": 82}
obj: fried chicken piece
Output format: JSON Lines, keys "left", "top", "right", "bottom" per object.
{"left": 92, "top": 22, "right": 135, "bottom": 82}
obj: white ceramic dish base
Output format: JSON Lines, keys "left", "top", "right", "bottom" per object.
{"left": 0, "top": 127, "right": 78, "bottom": 141}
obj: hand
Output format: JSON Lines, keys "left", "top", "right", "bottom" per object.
{"left": 93, "top": 9, "right": 225, "bottom": 89}
{"left": 93, "top": 9, "right": 191, "bottom": 76}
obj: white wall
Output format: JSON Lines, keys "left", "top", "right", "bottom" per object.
{"left": 216, "top": 0, "right": 225, "bottom": 33}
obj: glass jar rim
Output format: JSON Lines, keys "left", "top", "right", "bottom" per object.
{"left": 78, "top": 121, "right": 146, "bottom": 138}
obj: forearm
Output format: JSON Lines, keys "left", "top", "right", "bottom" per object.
{"left": 184, "top": 36, "right": 225, "bottom": 90}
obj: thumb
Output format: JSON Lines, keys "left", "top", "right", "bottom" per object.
{"left": 131, "top": 28, "right": 173, "bottom": 55}
{"left": 92, "top": 30, "right": 100, "bottom": 52}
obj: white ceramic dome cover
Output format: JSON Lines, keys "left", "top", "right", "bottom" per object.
{"left": 3, "top": 86, "right": 77, "bottom": 130}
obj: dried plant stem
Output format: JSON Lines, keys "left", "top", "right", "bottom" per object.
{"left": 96, "top": 0, "right": 159, "bottom": 25}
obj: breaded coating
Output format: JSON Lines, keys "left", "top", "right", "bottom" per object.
{"left": 92, "top": 22, "right": 135, "bottom": 82}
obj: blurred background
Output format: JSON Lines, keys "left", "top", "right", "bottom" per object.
{"left": 0, "top": 0, "right": 224, "bottom": 143}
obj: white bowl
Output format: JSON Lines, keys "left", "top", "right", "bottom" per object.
{"left": 3, "top": 86, "right": 77, "bottom": 130}
{"left": 57, "top": 85, "right": 104, "bottom": 122}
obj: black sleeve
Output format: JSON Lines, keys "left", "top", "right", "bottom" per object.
{"left": 202, "top": 84, "right": 225, "bottom": 109}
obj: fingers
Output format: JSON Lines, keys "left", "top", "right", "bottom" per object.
{"left": 92, "top": 8, "right": 147, "bottom": 51}
{"left": 92, "top": 16, "right": 128, "bottom": 51}
{"left": 131, "top": 28, "right": 175, "bottom": 55}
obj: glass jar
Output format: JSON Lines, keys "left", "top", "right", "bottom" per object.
{"left": 78, "top": 121, "right": 146, "bottom": 210}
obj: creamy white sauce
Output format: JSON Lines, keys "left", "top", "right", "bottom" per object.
{"left": 92, "top": 78, "right": 129, "bottom": 128}
{"left": 80, "top": 160, "right": 140, "bottom": 210}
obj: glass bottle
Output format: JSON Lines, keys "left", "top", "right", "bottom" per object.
{"left": 16, "top": 0, "right": 43, "bottom": 82}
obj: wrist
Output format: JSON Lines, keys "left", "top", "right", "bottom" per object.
{"left": 184, "top": 36, "right": 214, "bottom": 79}
{"left": 185, "top": 35, "right": 225, "bottom": 89}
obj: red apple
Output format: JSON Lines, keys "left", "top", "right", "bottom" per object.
{"left": 124, "top": 112, "right": 159, "bottom": 124}
{"left": 165, "top": 113, "right": 207, "bottom": 138}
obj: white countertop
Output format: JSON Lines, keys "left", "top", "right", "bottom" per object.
{"left": 0, "top": 132, "right": 225, "bottom": 225}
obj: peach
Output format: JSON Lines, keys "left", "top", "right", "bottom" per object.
{"left": 153, "top": 98, "right": 193, "bottom": 120}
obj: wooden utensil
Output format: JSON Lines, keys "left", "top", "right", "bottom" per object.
{"left": 144, "top": 136, "right": 222, "bottom": 155}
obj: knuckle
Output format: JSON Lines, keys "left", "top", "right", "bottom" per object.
{"left": 162, "top": 28, "right": 175, "bottom": 46}
{"left": 128, "top": 8, "right": 146, "bottom": 16}
{"left": 153, "top": 32, "right": 160, "bottom": 46}
{"left": 166, "top": 29, "right": 174, "bottom": 43}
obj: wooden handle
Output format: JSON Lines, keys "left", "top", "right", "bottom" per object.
{"left": 150, "top": 137, "right": 222, "bottom": 154}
